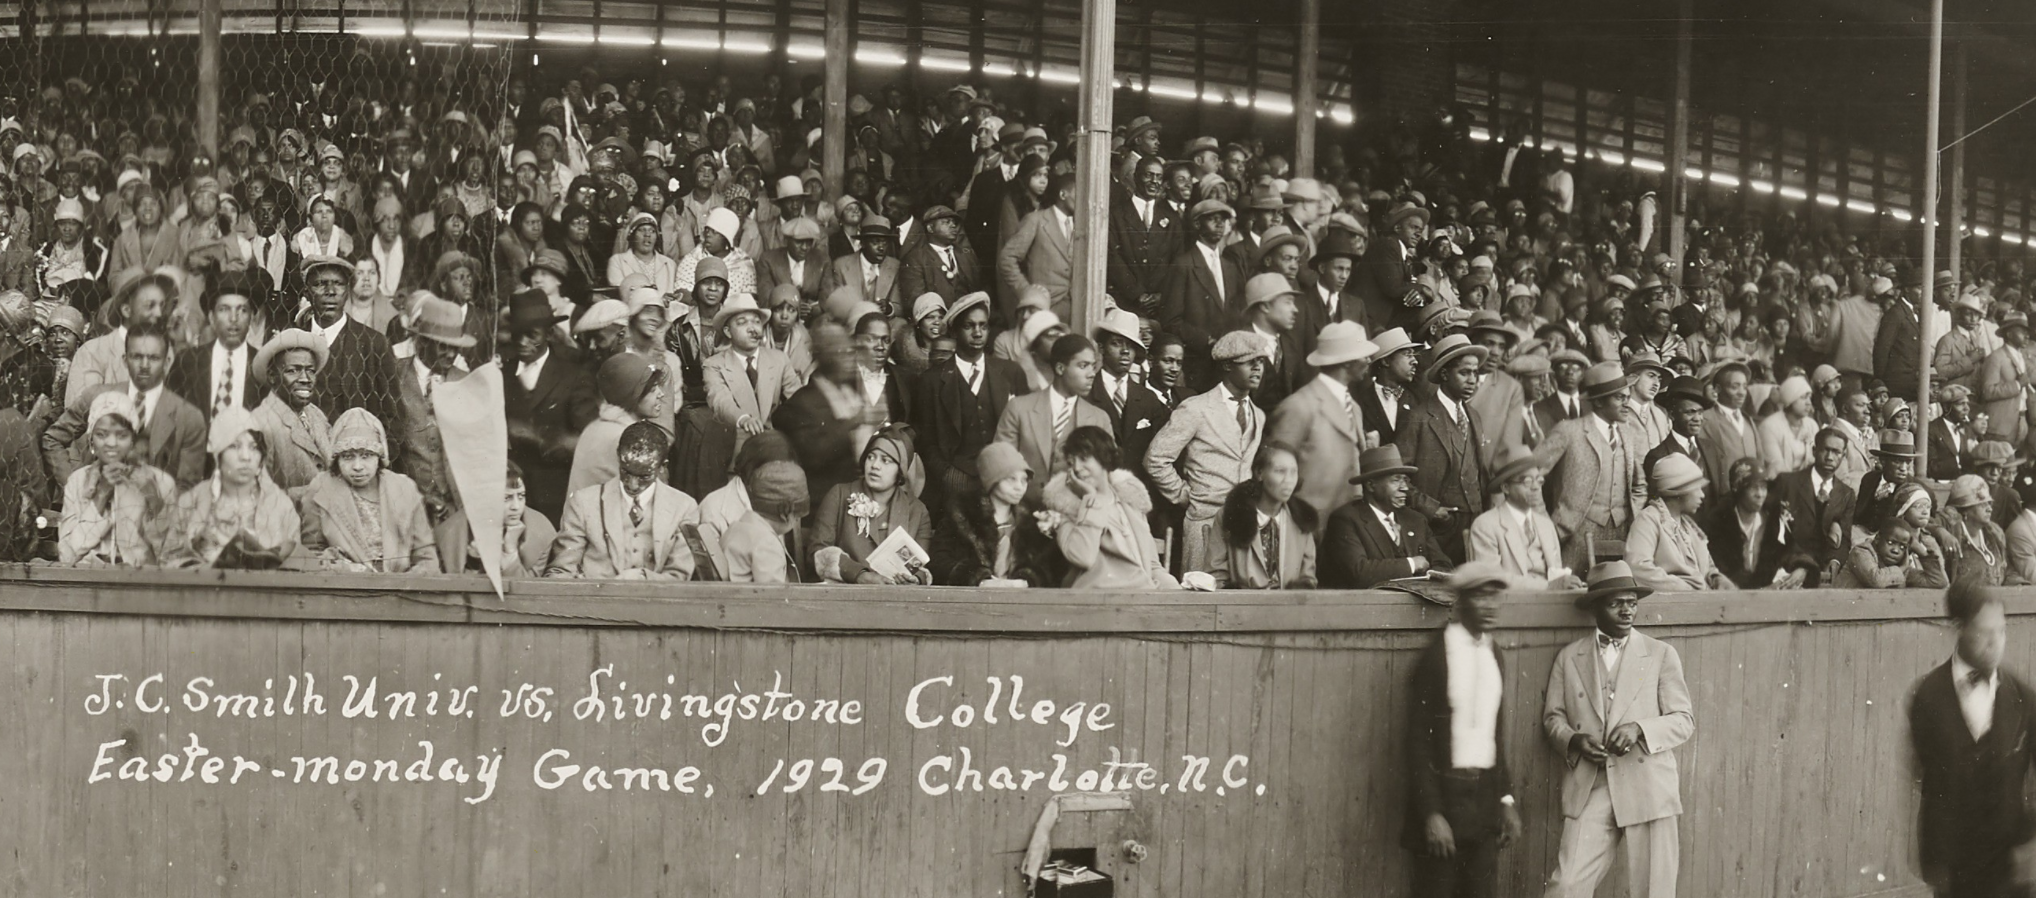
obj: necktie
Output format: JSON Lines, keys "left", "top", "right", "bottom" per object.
{"left": 746, "top": 355, "right": 759, "bottom": 395}
{"left": 1969, "top": 669, "right": 1991, "bottom": 688}
{"left": 214, "top": 354, "right": 234, "bottom": 416}
{"left": 1113, "top": 380, "right": 1127, "bottom": 412}
{"left": 1342, "top": 392, "right": 1360, "bottom": 431}
{"left": 939, "top": 247, "right": 956, "bottom": 279}
{"left": 1236, "top": 395, "right": 1250, "bottom": 435}
{"left": 967, "top": 364, "right": 982, "bottom": 394}
{"left": 1450, "top": 402, "right": 1464, "bottom": 430}
{"left": 132, "top": 391, "right": 149, "bottom": 434}
{"left": 1054, "top": 397, "right": 1073, "bottom": 443}
{"left": 1816, "top": 476, "right": 1830, "bottom": 503}
{"left": 629, "top": 494, "right": 644, "bottom": 528}
{"left": 1261, "top": 519, "right": 1281, "bottom": 587}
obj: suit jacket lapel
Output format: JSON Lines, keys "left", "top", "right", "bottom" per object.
{"left": 1318, "top": 381, "right": 1357, "bottom": 440}
{"left": 651, "top": 485, "right": 680, "bottom": 567}
{"left": 1578, "top": 641, "right": 1605, "bottom": 731}
{"left": 599, "top": 482, "right": 631, "bottom": 563}
{"left": 149, "top": 395, "right": 176, "bottom": 458}
{"left": 1191, "top": 251, "right": 1221, "bottom": 300}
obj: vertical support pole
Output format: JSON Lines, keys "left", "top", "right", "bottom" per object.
{"left": 821, "top": 0, "right": 850, "bottom": 199}
{"left": 1069, "top": 0, "right": 1117, "bottom": 336}
{"left": 1665, "top": 0, "right": 1692, "bottom": 289}
{"left": 1946, "top": 41, "right": 1967, "bottom": 292}
{"left": 197, "top": 0, "right": 222, "bottom": 155}
{"left": 1293, "top": 0, "right": 1319, "bottom": 177}
{"left": 1915, "top": 0, "right": 1944, "bottom": 475}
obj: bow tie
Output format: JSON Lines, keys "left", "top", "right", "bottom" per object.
{"left": 1968, "top": 668, "right": 1993, "bottom": 687}
{"left": 1596, "top": 633, "right": 1626, "bottom": 651}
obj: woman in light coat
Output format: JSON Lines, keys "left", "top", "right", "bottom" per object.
{"left": 1626, "top": 453, "right": 1734, "bottom": 591}
{"left": 298, "top": 408, "right": 438, "bottom": 573}
{"left": 1044, "top": 426, "right": 1178, "bottom": 590}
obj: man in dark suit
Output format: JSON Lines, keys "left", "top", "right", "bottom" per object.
{"left": 1321, "top": 445, "right": 1450, "bottom": 588}
{"left": 1909, "top": 582, "right": 2036, "bottom": 898}
{"left": 1160, "top": 199, "right": 1246, "bottom": 394}
{"left": 895, "top": 204, "right": 982, "bottom": 306}
{"left": 165, "top": 275, "right": 263, "bottom": 419}
{"left": 302, "top": 255, "right": 406, "bottom": 460}
{"left": 1106, "top": 156, "right": 1180, "bottom": 319}
{"left": 503, "top": 289, "right": 599, "bottom": 522}
{"left": 1088, "top": 309, "right": 1171, "bottom": 488}
{"left": 1876, "top": 275, "right": 1927, "bottom": 402}
{"left": 1355, "top": 327, "right": 1421, "bottom": 447}
{"left": 960, "top": 125, "right": 1024, "bottom": 263}
{"left": 1767, "top": 427, "right": 1858, "bottom": 587}
{"left": 1239, "top": 272, "right": 1309, "bottom": 411}
{"left": 1929, "top": 384, "right": 1980, "bottom": 482}
{"left": 1397, "top": 334, "right": 1490, "bottom": 563}
{"left": 1643, "top": 374, "right": 1712, "bottom": 500}
{"left": 776, "top": 319, "right": 882, "bottom": 505}
{"left": 1353, "top": 202, "right": 1428, "bottom": 336}
{"left": 1296, "top": 232, "right": 1363, "bottom": 355}
{"left": 915, "top": 293, "right": 1027, "bottom": 503}
{"left": 1533, "top": 349, "right": 1590, "bottom": 440}
{"left": 1486, "top": 117, "right": 1543, "bottom": 200}
{"left": 40, "top": 323, "right": 209, "bottom": 490}
{"left": 1401, "top": 563, "right": 1522, "bottom": 897}
{"left": 754, "top": 217, "right": 829, "bottom": 312}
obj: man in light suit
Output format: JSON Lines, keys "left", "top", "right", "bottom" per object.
{"left": 547, "top": 421, "right": 701, "bottom": 580}
{"left": 1542, "top": 561, "right": 1695, "bottom": 898}
{"left": 753, "top": 216, "right": 828, "bottom": 311}
{"left": 702, "top": 294, "right": 805, "bottom": 459}
{"left": 1469, "top": 444, "right": 1577, "bottom": 589}
{"left": 1695, "top": 358, "right": 1759, "bottom": 504}
{"left": 1909, "top": 582, "right": 2036, "bottom": 898}
{"left": 996, "top": 173, "right": 1076, "bottom": 322}
{"left": 1535, "top": 363, "right": 1648, "bottom": 573}
{"left": 996, "top": 333, "right": 1112, "bottom": 503}
{"left": 817, "top": 216, "right": 901, "bottom": 315}
{"left": 1397, "top": 333, "right": 1491, "bottom": 563}
{"left": 895, "top": 204, "right": 982, "bottom": 306}
{"left": 1268, "top": 321, "right": 1374, "bottom": 519}
{"left": 1320, "top": 444, "right": 1449, "bottom": 588}
{"left": 1146, "top": 330, "right": 1267, "bottom": 573}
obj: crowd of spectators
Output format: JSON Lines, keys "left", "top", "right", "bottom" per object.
{"left": 0, "top": 53, "right": 2029, "bottom": 591}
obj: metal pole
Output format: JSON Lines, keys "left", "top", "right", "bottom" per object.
{"left": 1068, "top": 0, "right": 1116, "bottom": 335}
{"left": 1915, "top": 0, "right": 1944, "bottom": 476}
{"left": 1946, "top": 42, "right": 1967, "bottom": 294}
{"left": 197, "top": 0, "right": 222, "bottom": 155}
{"left": 1665, "top": 0, "right": 1692, "bottom": 292}
{"left": 1292, "top": 0, "right": 1319, "bottom": 178}
{"left": 820, "top": 0, "right": 850, "bottom": 199}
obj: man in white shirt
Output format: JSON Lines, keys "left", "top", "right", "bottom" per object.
{"left": 166, "top": 279, "right": 260, "bottom": 419}
{"left": 1403, "top": 562, "right": 1523, "bottom": 898}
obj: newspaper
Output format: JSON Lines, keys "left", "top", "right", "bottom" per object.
{"left": 865, "top": 527, "right": 929, "bottom": 581}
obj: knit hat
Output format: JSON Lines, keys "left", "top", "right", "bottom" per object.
{"left": 87, "top": 391, "right": 139, "bottom": 435}
{"left": 977, "top": 441, "right": 1031, "bottom": 492}
{"left": 330, "top": 407, "right": 388, "bottom": 460}
{"left": 748, "top": 459, "right": 810, "bottom": 518}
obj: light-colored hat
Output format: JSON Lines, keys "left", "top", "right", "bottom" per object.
{"left": 207, "top": 405, "right": 260, "bottom": 455}
{"left": 1444, "top": 561, "right": 1512, "bottom": 595}
{"left": 1016, "top": 284, "right": 1053, "bottom": 312}
{"left": 1777, "top": 375, "right": 1813, "bottom": 408}
{"left": 574, "top": 299, "right": 630, "bottom": 333}
{"left": 1811, "top": 364, "right": 1842, "bottom": 386}
{"left": 782, "top": 217, "right": 823, "bottom": 241}
{"left": 910, "top": 292, "right": 947, "bottom": 323}
{"left": 330, "top": 407, "right": 388, "bottom": 460}
{"left": 977, "top": 442, "right": 1031, "bottom": 491}
{"left": 1370, "top": 327, "right": 1420, "bottom": 359}
{"left": 1211, "top": 330, "right": 1271, "bottom": 363}
{"left": 775, "top": 175, "right": 807, "bottom": 199}
{"left": 1876, "top": 428, "right": 1918, "bottom": 458}
{"left": 1949, "top": 474, "right": 1992, "bottom": 509}
{"left": 945, "top": 292, "right": 991, "bottom": 330}
{"left": 704, "top": 208, "right": 742, "bottom": 243}
{"left": 45, "top": 304, "right": 86, "bottom": 336}
{"left": 87, "top": 391, "right": 139, "bottom": 435}
{"left": 1094, "top": 308, "right": 1143, "bottom": 347}
{"left": 625, "top": 286, "right": 666, "bottom": 318}
{"left": 1424, "top": 334, "right": 1488, "bottom": 382}
{"left": 1507, "top": 354, "right": 1550, "bottom": 378}
{"left": 1189, "top": 199, "right": 1235, "bottom": 221}
{"left": 1491, "top": 442, "right": 1543, "bottom": 487}
{"left": 1941, "top": 383, "right": 1975, "bottom": 404}
{"left": 301, "top": 254, "right": 353, "bottom": 281}
{"left": 1021, "top": 310, "right": 1065, "bottom": 347}
{"left": 53, "top": 196, "right": 87, "bottom": 224}
{"left": 711, "top": 293, "right": 769, "bottom": 331}
{"left": 1650, "top": 454, "right": 1707, "bottom": 496}
{"left": 1580, "top": 362, "right": 1629, "bottom": 399}
{"left": 1307, "top": 321, "right": 1378, "bottom": 368}
{"left": 251, "top": 328, "right": 330, "bottom": 385}
{"left": 1241, "top": 272, "right": 1300, "bottom": 311}
{"left": 409, "top": 294, "right": 477, "bottom": 348}
{"left": 1605, "top": 274, "right": 1637, "bottom": 292}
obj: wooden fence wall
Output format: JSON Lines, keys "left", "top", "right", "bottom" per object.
{"left": 0, "top": 566, "right": 1998, "bottom": 898}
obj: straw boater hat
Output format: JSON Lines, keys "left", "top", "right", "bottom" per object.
{"left": 1349, "top": 445, "right": 1418, "bottom": 484}
{"left": 1306, "top": 321, "right": 1378, "bottom": 369}
{"left": 1424, "top": 334, "right": 1488, "bottom": 382}
{"left": 1578, "top": 560, "right": 1652, "bottom": 609}
{"left": 1369, "top": 327, "right": 1421, "bottom": 361}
